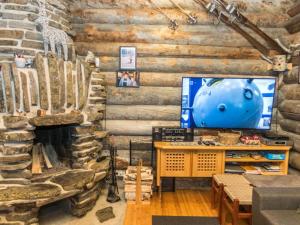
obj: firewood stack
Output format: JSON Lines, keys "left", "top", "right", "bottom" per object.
{"left": 124, "top": 166, "right": 153, "bottom": 201}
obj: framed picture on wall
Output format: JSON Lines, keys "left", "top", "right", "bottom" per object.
{"left": 119, "top": 46, "right": 137, "bottom": 70}
{"left": 116, "top": 70, "right": 140, "bottom": 88}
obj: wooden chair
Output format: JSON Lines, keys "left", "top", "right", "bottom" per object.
{"left": 211, "top": 174, "right": 250, "bottom": 222}
{"left": 221, "top": 185, "right": 253, "bottom": 225}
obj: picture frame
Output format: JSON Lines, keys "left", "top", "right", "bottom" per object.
{"left": 116, "top": 70, "right": 140, "bottom": 88}
{"left": 119, "top": 46, "right": 137, "bottom": 70}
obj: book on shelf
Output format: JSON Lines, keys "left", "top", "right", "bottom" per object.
{"left": 225, "top": 164, "right": 245, "bottom": 174}
{"left": 241, "top": 165, "right": 262, "bottom": 175}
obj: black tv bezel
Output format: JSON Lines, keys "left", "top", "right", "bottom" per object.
{"left": 180, "top": 76, "right": 277, "bottom": 131}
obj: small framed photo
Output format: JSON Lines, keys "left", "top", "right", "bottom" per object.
{"left": 119, "top": 46, "right": 137, "bottom": 70}
{"left": 116, "top": 71, "right": 140, "bottom": 88}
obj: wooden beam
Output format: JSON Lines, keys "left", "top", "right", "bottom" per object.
{"left": 42, "top": 145, "right": 53, "bottom": 169}
{"left": 285, "top": 14, "right": 300, "bottom": 34}
{"left": 287, "top": 3, "right": 300, "bottom": 17}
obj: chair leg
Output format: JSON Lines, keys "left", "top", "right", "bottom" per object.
{"left": 232, "top": 199, "right": 240, "bottom": 225}
{"left": 211, "top": 179, "right": 216, "bottom": 208}
{"left": 218, "top": 185, "right": 224, "bottom": 223}
{"left": 221, "top": 193, "right": 227, "bottom": 225}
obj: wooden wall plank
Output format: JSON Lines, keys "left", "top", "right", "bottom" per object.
{"left": 106, "top": 120, "right": 179, "bottom": 135}
{"left": 71, "top": 8, "right": 289, "bottom": 28}
{"left": 73, "top": 24, "right": 297, "bottom": 47}
{"left": 107, "top": 86, "right": 181, "bottom": 105}
{"left": 70, "top": 0, "right": 295, "bottom": 13}
{"left": 99, "top": 56, "right": 269, "bottom": 75}
{"left": 106, "top": 105, "right": 180, "bottom": 121}
{"left": 75, "top": 42, "right": 261, "bottom": 59}
{"left": 102, "top": 72, "right": 273, "bottom": 87}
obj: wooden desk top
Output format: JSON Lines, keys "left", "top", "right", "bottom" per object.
{"left": 154, "top": 142, "right": 292, "bottom": 151}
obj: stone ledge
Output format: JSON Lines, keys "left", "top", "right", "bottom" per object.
{"left": 29, "top": 113, "right": 84, "bottom": 127}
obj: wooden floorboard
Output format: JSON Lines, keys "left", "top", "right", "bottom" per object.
{"left": 123, "top": 189, "right": 247, "bottom": 225}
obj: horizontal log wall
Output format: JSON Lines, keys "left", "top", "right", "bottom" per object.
{"left": 72, "top": 0, "right": 295, "bottom": 169}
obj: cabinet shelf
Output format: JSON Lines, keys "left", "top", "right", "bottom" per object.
{"left": 225, "top": 157, "right": 284, "bottom": 163}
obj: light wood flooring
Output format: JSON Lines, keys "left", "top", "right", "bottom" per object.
{"left": 123, "top": 189, "right": 247, "bottom": 225}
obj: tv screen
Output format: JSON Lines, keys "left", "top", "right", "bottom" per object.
{"left": 180, "top": 77, "right": 276, "bottom": 130}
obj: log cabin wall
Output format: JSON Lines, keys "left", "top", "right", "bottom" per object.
{"left": 71, "top": 0, "right": 300, "bottom": 170}
{"left": 279, "top": 1, "right": 300, "bottom": 175}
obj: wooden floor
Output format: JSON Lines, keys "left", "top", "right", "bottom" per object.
{"left": 123, "top": 189, "right": 247, "bottom": 225}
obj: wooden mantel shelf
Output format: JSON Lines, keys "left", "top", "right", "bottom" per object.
{"left": 29, "top": 113, "right": 84, "bottom": 127}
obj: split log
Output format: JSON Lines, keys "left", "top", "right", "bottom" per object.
{"left": 28, "top": 71, "right": 38, "bottom": 106}
{"left": 71, "top": 8, "right": 289, "bottom": 28}
{"left": 70, "top": 0, "right": 294, "bottom": 13}
{"left": 289, "top": 151, "right": 300, "bottom": 171}
{"left": 279, "top": 117, "right": 300, "bottom": 135}
{"left": 58, "top": 59, "right": 65, "bottom": 109}
{"left": 279, "top": 100, "right": 300, "bottom": 120}
{"left": 36, "top": 53, "right": 49, "bottom": 110}
{"left": 48, "top": 53, "right": 61, "bottom": 114}
{"left": 75, "top": 42, "right": 261, "bottom": 59}
{"left": 107, "top": 86, "right": 181, "bottom": 105}
{"left": 278, "top": 127, "right": 300, "bottom": 153}
{"left": 108, "top": 135, "right": 152, "bottom": 150}
{"left": 1, "top": 63, "right": 14, "bottom": 113}
{"left": 105, "top": 120, "right": 179, "bottom": 135}
{"left": 106, "top": 105, "right": 180, "bottom": 121}
{"left": 102, "top": 72, "right": 274, "bottom": 87}
{"left": 287, "top": 2, "right": 300, "bottom": 17}
{"left": 98, "top": 56, "right": 269, "bottom": 75}
{"left": 283, "top": 66, "right": 299, "bottom": 84}
{"left": 20, "top": 72, "right": 30, "bottom": 112}
{"left": 11, "top": 63, "right": 21, "bottom": 110}
{"left": 279, "top": 84, "right": 300, "bottom": 100}
{"left": 66, "top": 61, "right": 74, "bottom": 107}
{"left": 74, "top": 24, "right": 294, "bottom": 48}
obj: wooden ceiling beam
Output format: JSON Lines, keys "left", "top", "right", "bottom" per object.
{"left": 287, "top": 2, "right": 300, "bottom": 17}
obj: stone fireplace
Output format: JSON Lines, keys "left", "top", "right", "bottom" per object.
{"left": 0, "top": 52, "right": 109, "bottom": 224}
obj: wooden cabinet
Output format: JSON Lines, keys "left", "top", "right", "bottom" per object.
{"left": 155, "top": 142, "right": 291, "bottom": 187}
{"left": 161, "top": 150, "right": 191, "bottom": 177}
{"left": 192, "top": 150, "right": 224, "bottom": 177}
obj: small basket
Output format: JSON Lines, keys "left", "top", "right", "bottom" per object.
{"left": 218, "top": 131, "right": 241, "bottom": 145}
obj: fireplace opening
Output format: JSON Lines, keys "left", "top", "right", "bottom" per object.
{"left": 32, "top": 125, "right": 74, "bottom": 179}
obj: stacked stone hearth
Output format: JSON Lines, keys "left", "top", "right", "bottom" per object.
{"left": 0, "top": 51, "right": 109, "bottom": 224}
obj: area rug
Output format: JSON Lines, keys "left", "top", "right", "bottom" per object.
{"left": 152, "top": 216, "right": 219, "bottom": 225}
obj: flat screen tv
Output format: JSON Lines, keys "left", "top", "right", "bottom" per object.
{"left": 180, "top": 77, "right": 276, "bottom": 130}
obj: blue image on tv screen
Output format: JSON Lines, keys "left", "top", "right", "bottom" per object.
{"left": 180, "top": 77, "right": 276, "bottom": 130}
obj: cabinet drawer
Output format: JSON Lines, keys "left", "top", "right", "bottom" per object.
{"left": 192, "top": 151, "right": 224, "bottom": 177}
{"left": 161, "top": 150, "right": 191, "bottom": 177}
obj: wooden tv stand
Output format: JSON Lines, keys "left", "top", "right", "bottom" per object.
{"left": 154, "top": 142, "right": 291, "bottom": 188}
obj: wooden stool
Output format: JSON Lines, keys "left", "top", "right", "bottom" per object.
{"left": 221, "top": 185, "right": 252, "bottom": 225}
{"left": 211, "top": 174, "right": 250, "bottom": 222}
